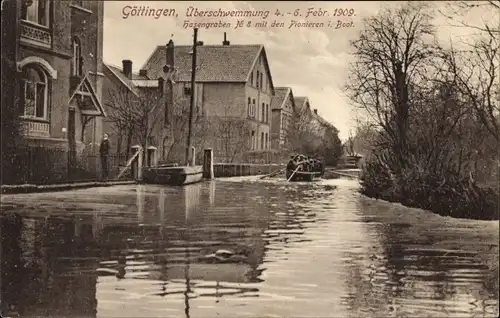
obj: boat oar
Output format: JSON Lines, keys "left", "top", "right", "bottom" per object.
{"left": 260, "top": 168, "right": 286, "bottom": 179}
{"left": 287, "top": 166, "right": 301, "bottom": 182}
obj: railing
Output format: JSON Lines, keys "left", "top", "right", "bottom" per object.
{"left": 1, "top": 146, "right": 130, "bottom": 185}
{"left": 20, "top": 20, "right": 52, "bottom": 48}
{"left": 21, "top": 120, "right": 50, "bottom": 138}
{"left": 213, "top": 163, "right": 285, "bottom": 178}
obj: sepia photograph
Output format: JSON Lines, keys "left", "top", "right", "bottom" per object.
{"left": 0, "top": 0, "right": 499, "bottom": 317}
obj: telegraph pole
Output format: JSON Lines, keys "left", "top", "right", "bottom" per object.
{"left": 185, "top": 28, "right": 198, "bottom": 166}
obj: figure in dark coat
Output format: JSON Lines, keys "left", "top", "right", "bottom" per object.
{"left": 99, "top": 133, "right": 110, "bottom": 179}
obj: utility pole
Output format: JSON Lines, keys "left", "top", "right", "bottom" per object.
{"left": 185, "top": 28, "right": 198, "bottom": 166}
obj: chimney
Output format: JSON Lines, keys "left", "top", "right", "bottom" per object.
{"left": 165, "top": 39, "right": 175, "bottom": 73}
{"left": 222, "top": 32, "right": 230, "bottom": 45}
{"left": 314, "top": 109, "right": 318, "bottom": 115}
{"left": 122, "top": 60, "right": 132, "bottom": 79}
{"left": 139, "top": 69, "right": 148, "bottom": 77}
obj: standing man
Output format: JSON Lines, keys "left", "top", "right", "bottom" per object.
{"left": 99, "top": 133, "right": 111, "bottom": 179}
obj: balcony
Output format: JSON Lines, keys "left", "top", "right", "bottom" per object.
{"left": 20, "top": 20, "right": 52, "bottom": 49}
{"left": 21, "top": 120, "right": 50, "bottom": 138}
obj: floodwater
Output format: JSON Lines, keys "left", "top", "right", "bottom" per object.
{"left": 0, "top": 177, "right": 498, "bottom": 318}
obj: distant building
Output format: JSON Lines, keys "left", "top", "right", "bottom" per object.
{"left": 270, "top": 87, "right": 296, "bottom": 150}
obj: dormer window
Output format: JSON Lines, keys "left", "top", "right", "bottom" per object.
{"left": 250, "top": 72, "right": 253, "bottom": 86}
{"left": 256, "top": 71, "right": 260, "bottom": 89}
{"left": 72, "top": 37, "right": 82, "bottom": 76}
{"left": 21, "top": 0, "right": 51, "bottom": 27}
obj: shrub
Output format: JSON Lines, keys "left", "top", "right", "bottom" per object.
{"left": 360, "top": 157, "right": 499, "bottom": 220}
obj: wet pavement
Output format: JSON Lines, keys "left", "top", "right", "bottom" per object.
{"left": 0, "top": 177, "right": 498, "bottom": 318}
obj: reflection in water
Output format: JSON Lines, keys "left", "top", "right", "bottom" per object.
{"left": 0, "top": 179, "right": 498, "bottom": 318}
{"left": 209, "top": 180, "right": 216, "bottom": 206}
{"left": 136, "top": 184, "right": 145, "bottom": 222}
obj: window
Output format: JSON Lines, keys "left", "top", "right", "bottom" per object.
{"left": 259, "top": 73, "right": 263, "bottom": 91}
{"left": 20, "top": 65, "right": 48, "bottom": 119}
{"left": 22, "top": 0, "right": 51, "bottom": 27}
{"left": 265, "top": 133, "right": 268, "bottom": 149}
{"left": 260, "top": 132, "right": 264, "bottom": 150}
{"left": 256, "top": 71, "right": 260, "bottom": 89}
{"left": 250, "top": 72, "right": 253, "bottom": 86}
{"left": 184, "top": 83, "right": 192, "bottom": 95}
{"left": 72, "top": 37, "right": 82, "bottom": 76}
{"left": 251, "top": 130, "right": 255, "bottom": 149}
{"left": 265, "top": 104, "right": 268, "bottom": 122}
{"left": 261, "top": 103, "right": 265, "bottom": 122}
{"left": 247, "top": 97, "right": 252, "bottom": 117}
{"left": 252, "top": 99, "right": 256, "bottom": 117}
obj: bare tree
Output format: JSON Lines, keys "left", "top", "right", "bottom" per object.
{"left": 441, "top": 1, "right": 500, "bottom": 35}
{"left": 440, "top": 1, "right": 500, "bottom": 142}
{"left": 345, "top": 1, "right": 437, "bottom": 172}
{"left": 163, "top": 95, "right": 208, "bottom": 163}
{"left": 104, "top": 86, "right": 136, "bottom": 156}
{"left": 209, "top": 103, "right": 252, "bottom": 163}
{"left": 284, "top": 106, "right": 320, "bottom": 154}
{"left": 104, "top": 84, "right": 163, "bottom": 163}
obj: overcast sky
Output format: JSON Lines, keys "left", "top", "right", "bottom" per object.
{"left": 102, "top": 1, "right": 493, "bottom": 140}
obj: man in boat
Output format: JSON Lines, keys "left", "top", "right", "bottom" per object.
{"left": 286, "top": 155, "right": 296, "bottom": 171}
{"left": 315, "top": 157, "right": 325, "bottom": 176}
{"left": 286, "top": 155, "right": 297, "bottom": 179}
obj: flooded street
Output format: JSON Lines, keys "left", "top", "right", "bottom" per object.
{"left": 1, "top": 178, "right": 498, "bottom": 318}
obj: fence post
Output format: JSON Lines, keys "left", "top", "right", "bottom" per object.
{"left": 190, "top": 146, "right": 196, "bottom": 166}
{"left": 147, "top": 146, "right": 157, "bottom": 167}
{"left": 131, "top": 145, "right": 142, "bottom": 180}
{"left": 203, "top": 148, "right": 214, "bottom": 179}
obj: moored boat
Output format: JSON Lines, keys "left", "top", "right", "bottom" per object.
{"left": 143, "top": 165, "right": 203, "bottom": 186}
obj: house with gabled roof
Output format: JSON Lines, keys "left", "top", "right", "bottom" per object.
{"left": 102, "top": 60, "right": 164, "bottom": 158}
{"left": 139, "top": 33, "right": 277, "bottom": 163}
{"left": 270, "top": 87, "right": 296, "bottom": 150}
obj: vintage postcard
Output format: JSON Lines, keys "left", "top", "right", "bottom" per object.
{"left": 0, "top": 0, "right": 498, "bottom": 317}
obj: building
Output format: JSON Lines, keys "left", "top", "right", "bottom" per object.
{"left": 270, "top": 87, "right": 296, "bottom": 150}
{"left": 1, "top": 0, "right": 106, "bottom": 182}
{"left": 102, "top": 60, "right": 162, "bottom": 160}
{"left": 311, "top": 108, "right": 338, "bottom": 138}
{"left": 139, "top": 33, "right": 276, "bottom": 163}
{"left": 13, "top": 0, "right": 105, "bottom": 149}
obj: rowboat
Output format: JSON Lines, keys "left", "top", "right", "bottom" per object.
{"left": 143, "top": 165, "right": 203, "bottom": 186}
{"left": 286, "top": 170, "right": 319, "bottom": 182}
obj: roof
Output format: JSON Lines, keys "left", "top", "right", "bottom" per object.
{"left": 141, "top": 44, "right": 274, "bottom": 89}
{"left": 103, "top": 63, "right": 141, "bottom": 96}
{"left": 68, "top": 73, "right": 106, "bottom": 117}
{"left": 294, "top": 97, "right": 310, "bottom": 114}
{"left": 312, "top": 111, "right": 337, "bottom": 131}
{"left": 271, "top": 87, "right": 293, "bottom": 111}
